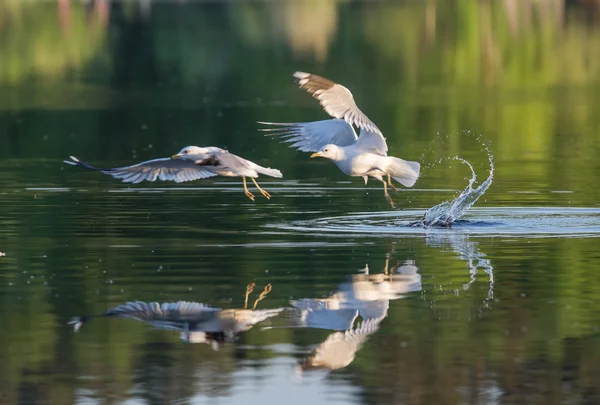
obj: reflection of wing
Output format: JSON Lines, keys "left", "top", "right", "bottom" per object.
{"left": 105, "top": 301, "right": 220, "bottom": 325}
{"left": 357, "top": 299, "right": 389, "bottom": 320}
{"left": 289, "top": 299, "right": 359, "bottom": 330}
{"left": 259, "top": 119, "right": 358, "bottom": 152}
{"left": 294, "top": 71, "right": 382, "bottom": 136}
{"left": 301, "top": 318, "right": 381, "bottom": 371}
{"left": 69, "top": 301, "right": 221, "bottom": 332}
{"left": 64, "top": 156, "right": 218, "bottom": 183}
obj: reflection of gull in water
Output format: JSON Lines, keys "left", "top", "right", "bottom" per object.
{"left": 261, "top": 71, "right": 420, "bottom": 207}
{"left": 300, "top": 317, "right": 382, "bottom": 371}
{"left": 64, "top": 145, "right": 282, "bottom": 201}
{"left": 69, "top": 283, "right": 283, "bottom": 349}
{"left": 291, "top": 260, "right": 422, "bottom": 325}
{"left": 280, "top": 260, "right": 421, "bottom": 371}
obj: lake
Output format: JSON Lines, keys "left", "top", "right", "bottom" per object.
{"left": 1, "top": 1, "right": 600, "bottom": 404}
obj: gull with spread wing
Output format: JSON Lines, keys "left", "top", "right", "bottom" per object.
{"left": 63, "top": 146, "right": 282, "bottom": 201}
{"left": 260, "top": 71, "right": 420, "bottom": 207}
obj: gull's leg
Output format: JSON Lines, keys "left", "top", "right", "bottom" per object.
{"left": 245, "top": 283, "right": 256, "bottom": 309}
{"left": 252, "top": 284, "right": 272, "bottom": 310}
{"left": 387, "top": 174, "right": 398, "bottom": 192}
{"left": 242, "top": 177, "right": 255, "bottom": 201}
{"left": 382, "top": 180, "right": 395, "bottom": 208}
{"left": 251, "top": 177, "right": 271, "bottom": 200}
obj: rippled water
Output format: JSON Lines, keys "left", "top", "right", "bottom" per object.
{"left": 3, "top": 2, "right": 600, "bottom": 405}
{"left": 2, "top": 173, "right": 600, "bottom": 404}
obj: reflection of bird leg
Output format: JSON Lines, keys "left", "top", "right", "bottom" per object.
{"left": 252, "top": 284, "right": 272, "bottom": 309}
{"left": 387, "top": 174, "right": 398, "bottom": 192}
{"left": 245, "top": 283, "right": 256, "bottom": 309}
{"left": 242, "top": 177, "right": 255, "bottom": 201}
{"left": 382, "top": 180, "right": 395, "bottom": 208}
{"left": 251, "top": 177, "right": 271, "bottom": 199}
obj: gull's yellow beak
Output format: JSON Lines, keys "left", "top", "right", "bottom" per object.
{"left": 310, "top": 152, "right": 323, "bottom": 159}
{"left": 171, "top": 154, "right": 181, "bottom": 159}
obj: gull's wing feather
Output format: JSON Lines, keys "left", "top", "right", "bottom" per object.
{"left": 205, "top": 152, "right": 254, "bottom": 175}
{"left": 64, "top": 156, "right": 219, "bottom": 183}
{"left": 259, "top": 119, "right": 358, "bottom": 152}
{"left": 198, "top": 152, "right": 282, "bottom": 178}
{"left": 301, "top": 318, "right": 382, "bottom": 370}
{"left": 293, "top": 71, "right": 382, "bottom": 136}
{"left": 354, "top": 128, "right": 388, "bottom": 155}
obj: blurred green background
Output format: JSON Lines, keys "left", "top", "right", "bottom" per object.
{"left": 1, "top": 1, "right": 600, "bottom": 404}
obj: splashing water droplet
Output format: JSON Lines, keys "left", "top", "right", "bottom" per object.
{"left": 422, "top": 152, "right": 494, "bottom": 227}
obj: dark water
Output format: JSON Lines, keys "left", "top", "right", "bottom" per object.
{"left": 2, "top": 1, "right": 600, "bottom": 404}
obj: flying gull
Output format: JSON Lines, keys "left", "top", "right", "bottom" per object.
{"left": 260, "top": 71, "right": 420, "bottom": 207}
{"left": 64, "top": 146, "right": 282, "bottom": 201}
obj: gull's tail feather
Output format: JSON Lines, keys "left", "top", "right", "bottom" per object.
{"left": 63, "top": 156, "right": 110, "bottom": 172}
{"left": 250, "top": 163, "right": 283, "bottom": 178}
{"left": 388, "top": 157, "right": 420, "bottom": 188}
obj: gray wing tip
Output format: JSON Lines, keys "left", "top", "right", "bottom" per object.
{"left": 63, "top": 156, "right": 79, "bottom": 165}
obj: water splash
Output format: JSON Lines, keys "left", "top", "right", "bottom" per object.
{"left": 422, "top": 153, "right": 494, "bottom": 227}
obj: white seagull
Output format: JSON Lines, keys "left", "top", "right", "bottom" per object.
{"left": 64, "top": 146, "right": 282, "bottom": 201}
{"left": 260, "top": 71, "right": 420, "bottom": 207}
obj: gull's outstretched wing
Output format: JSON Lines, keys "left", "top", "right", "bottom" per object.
{"left": 259, "top": 119, "right": 358, "bottom": 152}
{"left": 64, "top": 156, "right": 219, "bottom": 184}
{"left": 293, "top": 72, "right": 388, "bottom": 155}
{"left": 293, "top": 72, "right": 380, "bottom": 134}
{"left": 300, "top": 318, "right": 382, "bottom": 371}
{"left": 354, "top": 128, "right": 388, "bottom": 155}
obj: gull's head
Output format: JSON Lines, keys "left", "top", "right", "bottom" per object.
{"left": 310, "top": 144, "right": 342, "bottom": 161}
{"left": 172, "top": 146, "right": 208, "bottom": 160}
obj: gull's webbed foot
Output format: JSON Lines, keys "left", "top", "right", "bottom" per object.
{"left": 245, "top": 283, "right": 256, "bottom": 309}
{"left": 242, "top": 177, "right": 256, "bottom": 201}
{"left": 385, "top": 194, "right": 396, "bottom": 208}
{"left": 251, "top": 178, "right": 271, "bottom": 200}
{"left": 259, "top": 189, "right": 271, "bottom": 199}
{"left": 252, "top": 284, "right": 273, "bottom": 309}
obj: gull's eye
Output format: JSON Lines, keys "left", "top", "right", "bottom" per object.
{"left": 184, "top": 150, "right": 189, "bottom": 154}
{"left": 324, "top": 149, "right": 328, "bottom": 152}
